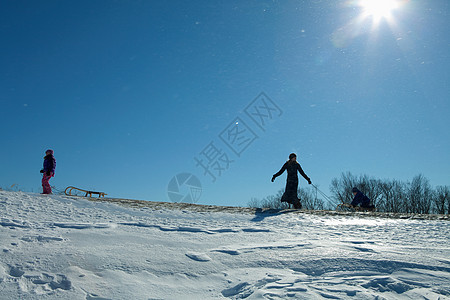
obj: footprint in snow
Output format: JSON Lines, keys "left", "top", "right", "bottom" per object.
{"left": 343, "top": 240, "right": 376, "bottom": 245}
{"left": 53, "top": 223, "right": 111, "bottom": 229}
{"left": 8, "top": 265, "right": 25, "bottom": 277}
{"left": 212, "top": 249, "right": 241, "bottom": 256}
{"left": 185, "top": 252, "right": 212, "bottom": 262}
{"left": 353, "top": 246, "right": 376, "bottom": 253}
{"left": 20, "top": 235, "right": 65, "bottom": 243}
{"left": 221, "top": 282, "right": 252, "bottom": 298}
{"left": 87, "top": 295, "right": 113, "bottom": 300}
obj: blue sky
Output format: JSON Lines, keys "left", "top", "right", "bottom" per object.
{"left": 1, "top": 0, "right": 449, "bottom": 207}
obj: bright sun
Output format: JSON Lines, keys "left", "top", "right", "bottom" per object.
{"left": 331, "top": 0, "right": 408, "bottom": 47}
{"left": 359, "top": 0, "right": 401, "bottom": 23}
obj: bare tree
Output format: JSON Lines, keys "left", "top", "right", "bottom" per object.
{"left": 254, "top": 171, "right": 448, "bottom": 214}
{"left": 330, "top": 172, "right": 357, "bottom": 206}
{"left": 300, "top": 187, "right": 325, "bottom": 210}
{"left": 434, "top": 186, "right": 449, "bottom": 215}
{"left": 249, "top": 188, "right": 324, "bottom": 210}
{"left": 248, "top": 198, "right": 260, "bottom": 208}
{"left": 378, "top": 180, "right": 405, "bottom": 213}
{"left": 330, "top": 172, "right": 381, "bottom": 207}
{"left": 407, "top": 174, "right": 432, "bottom": 214}
{"left": 248, "top": 189, "right": 289, "bottom": 209}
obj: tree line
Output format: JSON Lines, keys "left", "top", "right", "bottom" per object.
{"left": 249, "top": 172, "right": 449, "bottom": 215}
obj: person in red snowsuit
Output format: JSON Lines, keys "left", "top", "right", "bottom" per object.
{"left": 40, "top": 149, "right": 56, "bottom": 194}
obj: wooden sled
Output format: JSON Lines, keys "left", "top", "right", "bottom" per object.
{"left": 64, "top": 186, "right": 107, "bottom": 198}
{"left": 336, "top": 203, "right": 376, "bottom": 212}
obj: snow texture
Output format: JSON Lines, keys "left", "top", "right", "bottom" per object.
{"left": 0, "top": 190, "right": 449, "bottom": 299}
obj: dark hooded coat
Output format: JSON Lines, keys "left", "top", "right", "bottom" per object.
{"left": 43, "top": 154, "right": 56, "bottom": 175}
{"left": 351, "top": 189, "right": 371, "bottom": 208}
{"left": 273, "top": 161, "right": 310, "bottom": 205}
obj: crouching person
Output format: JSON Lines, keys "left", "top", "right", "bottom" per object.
{"left": 351, "top": 187, "right": 375, "bottom": 211}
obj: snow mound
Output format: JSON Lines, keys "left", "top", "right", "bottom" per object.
{"left": 0, "top": 190, "right": 449, "bottom": 299}
{"left": 93, "top": 195, "right": 450, "bottom": 221}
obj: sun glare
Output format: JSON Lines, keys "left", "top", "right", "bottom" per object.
{"left": 359, "top": 0, "right": 400, "bottom": 24}
{"left": 332, "top": 0, "right": 408, "bottom": 48}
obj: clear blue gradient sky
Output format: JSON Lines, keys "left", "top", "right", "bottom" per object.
{"left": 1, "top": 1, "right": 449, "bottom": 206}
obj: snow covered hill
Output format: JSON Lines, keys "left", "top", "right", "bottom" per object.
{"left": 1, "top": 191, "right": 449, "bottom": 299}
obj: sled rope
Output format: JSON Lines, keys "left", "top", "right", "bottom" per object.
{"left": 311, "top": 184, "right": 334, "bottom": 207}
{"left": 51, "top": 186, "right": 64, "bottom": 194}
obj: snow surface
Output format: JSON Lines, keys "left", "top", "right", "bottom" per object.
{"left": 0, "top": 190, "right": 449, "bottom": 300}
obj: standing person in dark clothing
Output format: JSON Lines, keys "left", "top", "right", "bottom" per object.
{"left": 272, "top": 153, "right": 312, "bottom": 209}
{"left": 40, "top": 149, "right": 56, "bottom": 194}
{"left": 351, "top": 187, "right": 375, "bottom": 210}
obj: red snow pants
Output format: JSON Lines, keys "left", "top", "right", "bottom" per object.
{"left": 42, "top": 172, "right": 54, "bottom": 194}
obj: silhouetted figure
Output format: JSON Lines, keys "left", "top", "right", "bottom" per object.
{"left": 272, "top": 153, "right": 311, "bottom": 209}
{"left": 351, "top": 187, "right": 375, "bottom": 210}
